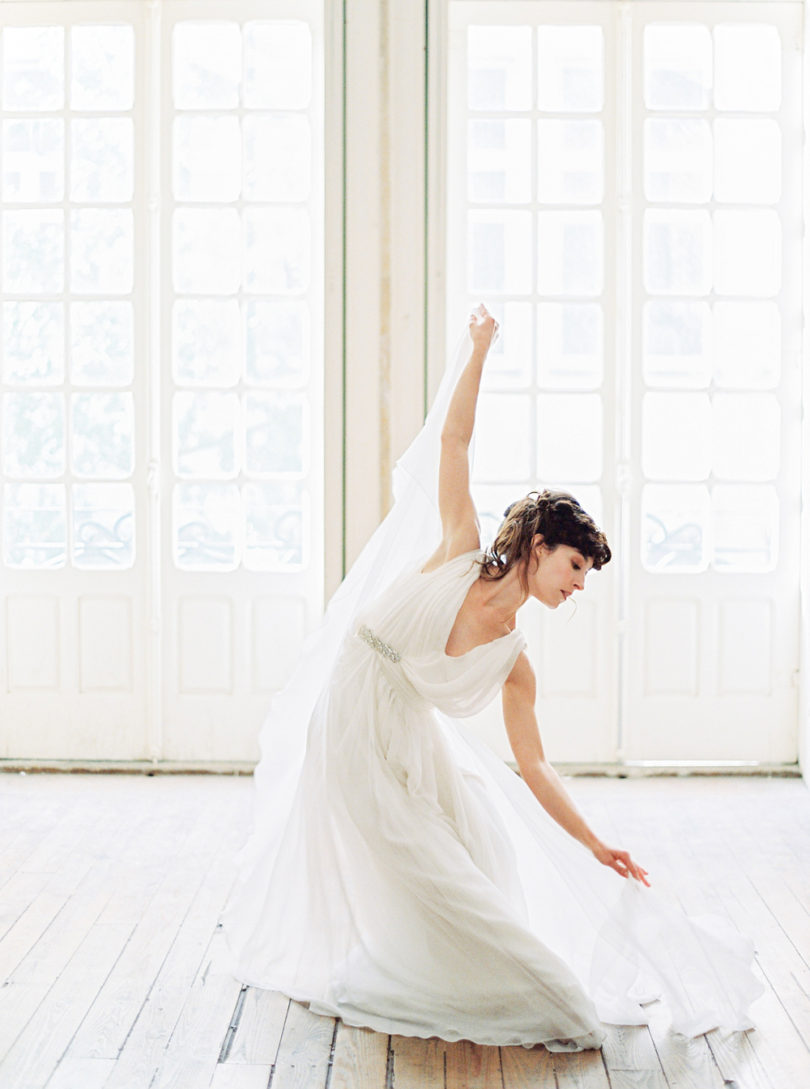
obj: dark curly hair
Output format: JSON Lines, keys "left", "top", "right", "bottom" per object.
{"left": 480, "top": 489, "right": 611, "bottom": 584}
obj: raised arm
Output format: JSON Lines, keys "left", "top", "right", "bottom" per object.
{"left": 423, "top": 304, "right": 499, "bottom": 570}
{"left": 502, "top": 652, "right": 650, "bottom": 886}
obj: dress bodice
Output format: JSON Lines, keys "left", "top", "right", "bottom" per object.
{"left": 351, "top": 550, "right": 526, "bottom": 718}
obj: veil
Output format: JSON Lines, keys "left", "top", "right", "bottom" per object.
{"left": 234, "top": 327, "right": 476, "bottom": 878}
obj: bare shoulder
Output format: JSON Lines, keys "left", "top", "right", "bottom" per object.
{"left": 421, "top": 527, "right": 481, "bottom": 574}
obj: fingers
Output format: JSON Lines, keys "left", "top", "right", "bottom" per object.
{"left": 611, "top": 850, "right": 651, "bottom": 887}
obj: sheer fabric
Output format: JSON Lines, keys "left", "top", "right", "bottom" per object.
{"left": 223, "top": 332, "right": 763, "bottom": 1050}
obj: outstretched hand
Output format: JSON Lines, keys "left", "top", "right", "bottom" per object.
{"left": 592, "top": 842, "right": 650, "bottom": 886}
{"left": 468, "top": 303, "right": 499, "bottom": 352}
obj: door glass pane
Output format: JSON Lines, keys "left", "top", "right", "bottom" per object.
{"left": 3, "top": 119, "right": 63, "bottom": 202}
{"left": 643, "top": 301, "right": 711, "bottom": 389}
{"left": 173, "top": 482, "right": 239, "bottom": 570}
{"left": 468, "top": 211, "right": 532, "bottom": 294}
{"left": 2, "top": 27, "right": 64, "bottom": 111}
{"left": 644, "top": 119, "right": 711, "bottom": 203}
{"left": 2, "top": 392, "right": 64, "bottom": 478}
{"left": 3, "top": 302, "right": 63, "bottom": 386}
{"left": 713, "top": 394, "right": 780, "bottom": 482}
{"left": 538, "top": 303, "right": 602, "bottom": 390}
{"left": 473, "top": 393, "right": 531, "bottom": 482}
{"left": 714, "top": 302, "right": 780, "bottom": 390}
{"left": 468, "top": 119, "right": 531, "bottom": 204}
{"left": 173, "top": 392, "right": 239, "bottom": 479}
{"left": 644, "top": 25, "right": 711, "bottom": 111}
{"left": 715, "top": 120, "right": 780, "bottom": 205}
{"left": 70, "top": 25, "right": 133, "bottom": 111}
{"left": 714, "top": 25, "right": 780, "bottom": 112}
{"left": 468, "top": 26, "right": 532, "bottom": 111}
{"left": 713, "top": 484, "right": 778, "bottom": 572}
{"left": 642, "top": 484, "right": 710, "bottom": 572}
{"left": 72, "top": 482, "right": 134, "bottom": 569}
{"left": 644, "top": 211, "right": 711, "bottom": 296}
{"left": 538, "top": 212, "right": 602, "bottom": 296}
{"left": 538, "top": 120, "right": 603, "bottom": 205}
{"left": 537, "top": 26, "right": 603, "bottom": 112}
{"left": 244, "top": 481, "right": 306, "bottom": 570}
{"left": 714, "top": 211, "right": 780, "bottom": 298}
{"left": 642, "top": 393, "right": 711, "bottom": 481}
{"left": 537, "top": 394, "right": 601, "bottom": 482}
{"left": 3, "top": 483, "right": 65, "bottom": 568}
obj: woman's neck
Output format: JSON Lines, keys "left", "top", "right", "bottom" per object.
{"left": 475, "top": 566, "right": 529, "bottom": 625}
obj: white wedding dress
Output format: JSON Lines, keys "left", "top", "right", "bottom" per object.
{"left": 223, "top": 333, "right": 763, "bottom": 1051}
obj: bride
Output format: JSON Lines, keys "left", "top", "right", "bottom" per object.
{"left": 224, "top": 304, "right": 762, "bottom": 1051}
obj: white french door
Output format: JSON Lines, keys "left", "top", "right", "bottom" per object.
{"left": 0, "top": 0, "right": 326, "bottom": 762}
{"left": 446, "top": 0, "right": 802, "bottom": 765}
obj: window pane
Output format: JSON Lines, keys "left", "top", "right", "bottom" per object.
{"left": 244, "top": 21, "right": 312, "bottom": 109}
{"left": 713, "top": 484, "right": 778, "bottom": 572}
{"left": 715, "top": 120, "right": 780, "bottom": 205}
{"left": 714, "top": 211, "right": 780, "bottom": 298}
{"left": 173, "top": 392, "right": 239, "bottom": 479}
{"left": 172, "top": 23, "right": 240, "bottom": 109}
{"left": 244, "top": 208, "right": 310, "bottom": 294}
{"left": 70, "top": 25, "right": 133, "bottom": 111}
{"left": 172, "top": 116, "right": 241, "bottom": 202}
{"left": 468, "top": 120, "right": 531, "bottom": 204}
{"left": 537, "top": 26, "right": 603, "bottom": 112}
{"left": 71, "top": 393, "right": 134, "bottom": 479}
{"left": 173, "top": 482, "right": 239, "bottom": 570}
{"left": 244, "top": 481, "right": 306, "bottom": 570}
{"left": 538, "top": 212, "right": 602, "bottom": 297}
{"left": 3, "top": 302, "right": 63, "bottom": 386}
{"left": 644, "top": 25, "right": 711, "bottom": 111}
{"left": 245, "top": 392, "right": 307, "bottom": 476}
{"left": 538, "top": 303, "right": 602, "bottom": 390}
{"left": 70, "top": 302, "right": 133, "bottom": 387}
{"left": 714, "top": 25, "right": 780, "bottom": 112}
{"left": 173, "top": 300, "right": 241, "bottom": 387}
{"left": 173, "top": 208, "right": 241, "bottom": 294}
{"left": 714, "top": 302, "right": 780, "bottom": 390}
{"left": 644, "top": 119, "right": 711, "bottom": 203}
{"left": 643, "top": 301, "right": 711, "bottom": 389}
{"left": 537, "top": 394, "right": 601, "bottom": 482}
{"left": 3, "top": 210, "right": 63, "bottom": 294}
{"left": 538, "top": 120, "right": 603, "bottom": 205}
{"left": 3, "top": 392, "right": 64, "bottom": 478}
{"left": 3, "top": 119, "right": 63, "bottom": 202}
{"left": 2, "top": 27, "right": 64, "bottom": 111}
{"left": 473, "top": 393, "right": 531, "bottom": 482}
{"left": 467, "top": 212, "right": 532, "bottom": 295}
{"left": 71, "top": 118, "right": 133, "bottom": 202}
{"left": 642, "top": 484, "right": 710, "bottom": 572}
{"left": 642, "top": 392, "right": 711, "bottom": 481}
{"left": 244, "top": 115, "right": 311, "bottom": 202}
{"left": 72, "top": 482, "right": 134, "bottom": 569}
{"left": 713, "top": 394, "right": 780, "bottom": 482}
{"left": 3, "top": 483, "right": 66, "bottom": 568}
{"left": 70, "top": 209, "right": 133, "bottom": 295}
{"left": 644, "top": 211, "right": 711, "bottom": 296}
{"left": 245, "top": 300, "right": 309, "bottom": 388}
{"left": 467, "top": 26, "right": 532, "bottom": 111}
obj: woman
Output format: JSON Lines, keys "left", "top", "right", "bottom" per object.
{"left": 224, "top": 305, "right": 761, "bottom": 1051}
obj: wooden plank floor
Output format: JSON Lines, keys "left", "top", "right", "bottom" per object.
{"left": 0, "top": 773, "right": 808, "bottom": 1088}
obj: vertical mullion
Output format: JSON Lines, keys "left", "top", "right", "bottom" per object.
{"left": 613, "top": 2, "right": 634, "bottom": 762}
{"left": 145, "top": 0, "right": 162, "bottom": 760}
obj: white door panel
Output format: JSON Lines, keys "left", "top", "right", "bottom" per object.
{"left": 447, "top": 0, "right": 802, "bottom": 765}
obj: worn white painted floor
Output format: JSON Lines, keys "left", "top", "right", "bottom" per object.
{"left": 0, "top": 772, "right": 808, "bottom": 1088}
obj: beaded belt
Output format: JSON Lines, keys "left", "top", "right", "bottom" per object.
{"left": 357, "top": 624, "right": 401, "bottom": 663}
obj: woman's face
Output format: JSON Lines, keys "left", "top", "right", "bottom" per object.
{"left": 527, "top": 543, "right": 593, "bottom": 609}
